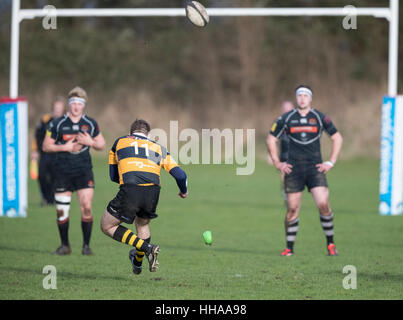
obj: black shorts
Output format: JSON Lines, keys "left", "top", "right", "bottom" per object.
{"left": 284, "top": 162, "right": 328, "bottom": 194}
{"left": 54, "top": 169, "right": 95, "bottom": 193}
{"left": 107, "top": 184, "right": 161, "bottom": 224}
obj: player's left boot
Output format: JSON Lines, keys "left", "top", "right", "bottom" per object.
{"left": 52, "top": 245, "right": 71, "bottom": 255}
{"left": 129, "top": 249, "right": 143, "bottom": 275}
{"left": 82, "top": 244, "right": 93, "bottom": 255}
{"left": 280, "top": 248, "right": 294, "bottom": 256}
{"left": 327, "top": 243, "right": 338, "bottom": 256}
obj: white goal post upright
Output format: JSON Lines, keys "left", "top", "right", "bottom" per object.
{"left": 3, "top": 0, "right": 400, "bottom": 217}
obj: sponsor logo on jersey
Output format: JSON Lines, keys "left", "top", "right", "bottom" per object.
{"left": 62, "top": 134, "right": 77, "bottom": 141}
{"left": 72, "top": 124, "right": 79, "bottom": 131}
{"left": 300, "top": 118, "right": 308, "bottom": 124}
{"left": 271, "top": 123, "right": 277, "bottom": 132}
{"left": 290, "top": 126, "right": 318, "bottom": 133}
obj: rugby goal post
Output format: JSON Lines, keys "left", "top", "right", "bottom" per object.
{"left": 1, "top": 0, "right": 400, "bottom": 217}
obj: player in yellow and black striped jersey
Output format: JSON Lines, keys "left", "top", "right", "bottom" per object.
{"left": 101, "top": 119, "right": 188, "bottom": 275}
{"left": 108, "top": 129, "right": 180, "bottom": 187}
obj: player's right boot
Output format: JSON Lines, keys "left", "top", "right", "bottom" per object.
{"left": 129, "top": 249, "right": 143, "bottom": 275}
{"left": 327, "top": 243, "right": 338, "bottom": 256}
{"left": 52, "top": 244, "right": 71, "bottom": 255}
{"left": 145, "top": 244, "right": 160, "bottom": 272}
{"left": 82, "top": 244, "right": 93, "bottom": 256}
{"left": 280, "top": 248, "right": 294, "bottom": 256}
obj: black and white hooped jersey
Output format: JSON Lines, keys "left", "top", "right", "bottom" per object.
{"left": 47, "top": 114, "right": 100, "bottom": 173}
{"left": 270, "top": 108, "right": 338, "bottom": 164}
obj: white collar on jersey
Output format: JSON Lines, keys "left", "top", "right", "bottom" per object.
{"left": 132, "top": 132, "right": 148, "bottom": 138}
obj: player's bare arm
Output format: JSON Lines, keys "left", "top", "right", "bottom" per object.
{"left": 316, "top": 132, "right": 343, "bottom": 174}
{"left": 265, "top": 136, "right": 275, "bottom": 166}
{"left": 42, "top": 135, "right": 80, "bottom": 153}
{"left": 267, "top": 134, "right": 292, "bottom": 175}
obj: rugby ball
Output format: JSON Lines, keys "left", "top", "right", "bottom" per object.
{"left": 186, "top": 1, "right": 209, "bottom": 28}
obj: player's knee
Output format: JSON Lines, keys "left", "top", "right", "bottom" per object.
{"left": 287, "top": 205, "right": 300, "bottom": 216}
{"left": 55, "top": 195, "right": 71, "bottom": 223}
{"left": 135, "top": 217, "right": 149, "bottom": 227}
{"left": 286, "top": 205, "right": 300, "bottom": 222}
{"left": 100, "top": 211, "right": 113, "bottom": 236}
{"left": 100, "top": 217, "right": 109, "bottom": 235}
{"left": 318, "top": 202, "right": 330, "bottom": 215}
{"left": 100, "top": 220, "right": 108, "bottom": 235}
{"left": 81, "top": 203, "right": 92, "bottom": 217}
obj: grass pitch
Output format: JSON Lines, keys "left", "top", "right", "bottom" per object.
{"left": 0, "top": 157, "right": 402, "bottom": 300}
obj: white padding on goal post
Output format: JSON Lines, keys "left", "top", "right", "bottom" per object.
{"left": 379, "top": 96, "right": 403, "bottom": 216}
{"left": 0, "top": 97, "right": 28, "bottom": 218}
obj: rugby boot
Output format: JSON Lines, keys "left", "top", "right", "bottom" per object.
{"left": 129, "top": 249, "right": 143, "bottom": 275}
{"left": 52, "top": 245, "right": 71, "bottom": 255}
{"left": 82, "top": 244, "right": 93, "bottom": 255}
{"left": 327, "top": 243, "right": 338, "bottom": 256}
{"left": 145, "top": 244, "right": 160, "bottom": 272}
{"left": 280, "top": 248, "right": 294, "bottom": 256}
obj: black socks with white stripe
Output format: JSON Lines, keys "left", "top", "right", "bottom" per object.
{"left": 284, "top": 213, "right": 334, "bottom": 253}
{"left": 286, "top": 218, "right": 299, "bottom": 252}
{"left": 320, "top": 212, "right": 334, "bottom": 245}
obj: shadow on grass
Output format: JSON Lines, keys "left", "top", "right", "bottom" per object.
{"left": 0, "top": 245, "right": 51, "bottom": 255}
{"left": 357, "top": 272, "right": 403, "bottom": 282}
{"left": 191, "top": 198, "right": 283, "bottom": 211}
{"left": 0, "top": 265, "right": 129, "bottom": 282}
{"left": 317, "top": 269, "right": 403, "bottom": 282}
{"left": 161, "top": 243, "right": 272, "bottom": 256}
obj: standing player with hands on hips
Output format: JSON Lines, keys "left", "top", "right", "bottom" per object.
{"left": 267, "top": 85, "right": 343, "bottom": 256}
{"left": 42, "top": 87, "right": 106, "bottom": 256}
{"left": 101, "top": 119, "right": 188, "bottom": 275}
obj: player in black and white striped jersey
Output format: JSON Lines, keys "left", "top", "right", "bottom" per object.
{"left": 43, "top": 87, "right": 106, "bottom": 256}
{"left": 267, "top": 85, "right": 343, "bottom": 256}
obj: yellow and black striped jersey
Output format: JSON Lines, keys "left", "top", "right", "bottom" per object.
{"left": 109, "top": 133, "right": 179, "bottom": 186}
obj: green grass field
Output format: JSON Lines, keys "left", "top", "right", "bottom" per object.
{"left": 1, "top": 156, "right": 402, "bottom": 300}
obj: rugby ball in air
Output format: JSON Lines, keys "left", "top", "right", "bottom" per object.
{"left": 186, "top": 1, "right": 209, "bottom": 28}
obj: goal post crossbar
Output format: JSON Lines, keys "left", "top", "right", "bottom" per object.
{"left": 17, "top": 7, "right": 391, "bottom": 20}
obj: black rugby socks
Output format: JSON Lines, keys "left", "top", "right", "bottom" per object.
{"left": 285, "top": 218, "right": 299, "bottom": 252}
{"left": 57, "top": 220, "right": 70, "bottom": 246}
{"left": 134, "top": 237, "right": 150, "bottom": 266}
{"left": 320, "top": 213, "right": 335, "bottom": 245}
{"left": 112, "top": 225, "right": 152, "bottom": 253}
{"left": 81, "top": 216, "right": 93, "bottom": 246}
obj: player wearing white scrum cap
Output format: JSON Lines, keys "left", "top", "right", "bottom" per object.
{"left": 267, "top": 85, "right": 343, "bottom": 257}
{"left": 296, "top": 86, "right": 313, "bottom": 98}
{"left": 42, "top": 86, "right": 106, "bottom": 255}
